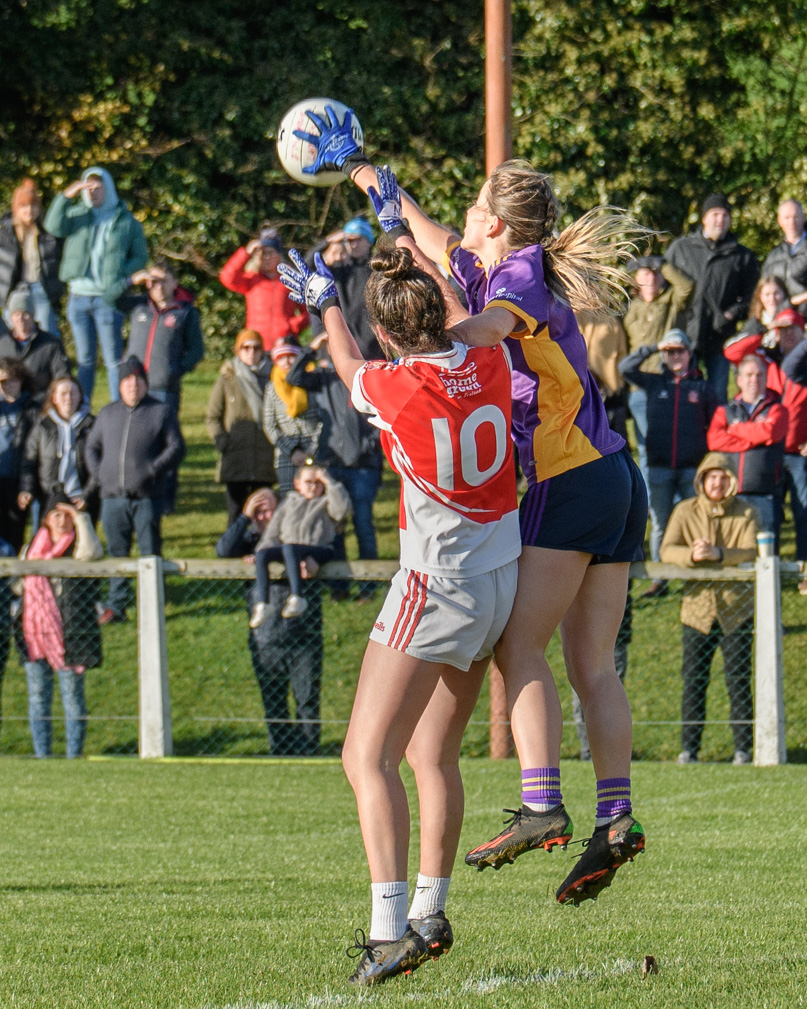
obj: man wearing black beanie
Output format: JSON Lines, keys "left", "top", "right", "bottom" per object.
{"left": 666, "top": 194, "right": 759, "bottom": 403}
{"left": 84, "top": 356, "right": 184, "bottom": 624}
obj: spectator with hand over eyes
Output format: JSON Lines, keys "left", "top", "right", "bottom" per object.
{"left": 219, "top": 226, "right": 308, "bottom": 350}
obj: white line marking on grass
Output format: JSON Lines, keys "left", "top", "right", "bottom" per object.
{"left": 199, "top": 957, "right": 652, "bottom": 1009}
{"left": 201, "top": 994, "right": 361, "bottom": 1009}
{"left": 461, "top": 957, "right": 637, "bottom": 993}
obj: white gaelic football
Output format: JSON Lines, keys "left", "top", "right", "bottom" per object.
{"left": 276, "top": 98, "right": 364, "bottom": 187}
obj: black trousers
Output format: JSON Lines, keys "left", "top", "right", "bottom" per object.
{"left": 681, "top": 619, "right": 753, "bottom": 755}
{"left": 248, "top": 583, "right": 323, "bottom": 755}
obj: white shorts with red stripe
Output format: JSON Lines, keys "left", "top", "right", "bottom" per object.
{"left": 369, "top": 561, "right": 518, "bottom": 671}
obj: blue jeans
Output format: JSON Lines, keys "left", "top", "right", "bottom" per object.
{"left": 328, "top": 466, "right": 381, "bottom": 559}
{"left": 627, "top": 388, "right": 649, "bottom": 487}
{"left": 783, "top": 453, "right": 807, "bottom": 560}
{"left": 701, "top": 351, "right": 730, "bottom": 405}
{"left": 255, "top": 544, "right": 335, "bottom": 601}
{"left": 648, "top": 466, "right": 698, "bottom": 562}
{"left": 101, "top": 497, "right": 161, "bottom": 615}
{"left": 25, "top": 658, "right": 87, "bottom": 758}
{"left": 741, "top": 493, "right": 782, "bottom": 551}
{"left": 66, "top": 293, "right": 124, "bottom": 402}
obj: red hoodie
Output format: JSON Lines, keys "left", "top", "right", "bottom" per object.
{"left": 219, "top": 247, "right": 308, "bottom": 350}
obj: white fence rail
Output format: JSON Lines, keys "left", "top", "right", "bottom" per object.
{"left": 0, "top": 556, "right": 799, "bottom": 764}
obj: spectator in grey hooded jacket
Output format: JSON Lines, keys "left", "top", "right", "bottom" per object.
{"left": 44, "top": 167, "right": 148, "bottom": 403}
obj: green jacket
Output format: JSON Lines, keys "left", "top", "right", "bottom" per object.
{"left": 43, "top": 193, "right": 148, "bottom": 306}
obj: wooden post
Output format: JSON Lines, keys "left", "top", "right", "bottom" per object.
{"left": 485, "top": 0, "right": 513, "bottom": 758}
{"left": 489, "top": 660, "right": 513, "bottom": 759}
{"left": 485, "top": 0, "right": 513, "bottom": 175}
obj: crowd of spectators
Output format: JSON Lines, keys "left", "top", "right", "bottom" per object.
{"left": 1, "top": 169, "right": 806, "bottom": 761}
{"left": 0, "top": 170, "right": 388, "bottom": 757}
{"left": 607, "top": 193, "right": 807, "bottom": 594}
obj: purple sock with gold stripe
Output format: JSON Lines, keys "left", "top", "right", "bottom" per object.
{"left": 521, "top": 767, "right": 562, "bottom": 812}
{"left": 595, "top": 777, "right": 632, "bottom": 826}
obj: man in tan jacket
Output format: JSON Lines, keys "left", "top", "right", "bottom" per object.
{"left": 660, "top": 451, "right": 759, "bottom": 765}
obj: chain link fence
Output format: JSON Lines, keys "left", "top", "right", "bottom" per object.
{"left": 0, "top": 559, "right": 804, "bottom": 761}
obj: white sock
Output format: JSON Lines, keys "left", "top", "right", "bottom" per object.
{"left": 408, "top": 874, "right": 450, "bottom": 919}
{"left": 369, "top": 881, "right": 408, "bottom": 941}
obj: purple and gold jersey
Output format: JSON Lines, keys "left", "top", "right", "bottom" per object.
{"left": 446, "top": 242, "right": 624, "bottom": 485}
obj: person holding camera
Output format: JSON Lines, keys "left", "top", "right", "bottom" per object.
{"left": 219, "top": 226, "right": 309, "bottom": 350}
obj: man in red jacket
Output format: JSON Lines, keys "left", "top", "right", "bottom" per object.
{"left": 707, "top": 354, "right": 788, "bottom": 547}
{"left": 725, "top": 307, "right": 807, "bottom": 587}
{"left": 219, "top": 226, "right": 308, "bottom": 350}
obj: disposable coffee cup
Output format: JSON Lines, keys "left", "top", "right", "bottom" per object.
{"left": 756, "top": 531, "right": 775, "bottom": 558}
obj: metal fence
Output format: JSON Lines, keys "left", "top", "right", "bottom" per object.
{"left": 0, "top": 557, "right": 803, "bottom": 762}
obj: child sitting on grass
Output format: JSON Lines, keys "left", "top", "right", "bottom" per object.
{"left": 250, "top": 464, "right": 350, "bottom": 624}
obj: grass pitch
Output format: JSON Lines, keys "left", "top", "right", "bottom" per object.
{"left": 2, "top": 759, "right": 806, "bottom": 1008}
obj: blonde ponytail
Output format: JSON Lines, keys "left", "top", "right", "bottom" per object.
{"left": 487, "top": 161, "right": 654, "bottom": 314}
{"left": 543, "top": 207, "right": 654, "bottom": 314}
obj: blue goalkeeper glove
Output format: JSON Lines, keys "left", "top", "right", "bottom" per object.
{"left": 293, "top": 105, "right": 370, "bottom": 178}
{"left": 367, "top": 165, "right": 412, "bottom": 243}
{"left": 278, "top": 249, "right": 340, "bottom": 318}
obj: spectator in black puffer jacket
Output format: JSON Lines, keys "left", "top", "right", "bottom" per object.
{"left": 666, "top": 193, "right": 759, "bottom": 402}
{"left": 216, "top": 488, "right": 324, "bottom": 755}
{"left": 308, "top": 217, "right": 381, "bottom": 360}
{"left": 85, "top": 356, "right": 184, "bottom": 623}
{"left": 18, "top": 375, "right": 97, "bottom": 524}
{"left": 762, "top": 199, "right": 807, "bottom": 316}
{"left": 619, "top": 329, "right": 718, "bottom": 587}
{"left": 0, "top": 180, "right": 64, "bottom": 337}
{"left": 0, "top": 357, "right": 37, "bottom": 551}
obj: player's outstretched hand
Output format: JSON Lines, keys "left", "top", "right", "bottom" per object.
{"left": 293, "top": 105, "right": 369, "bottom": 177}
{"left": 278, "top": 250, "right": 340, "bottom": 318}
{"left": 368, "top": 166, "right": 413, "bottom": 242}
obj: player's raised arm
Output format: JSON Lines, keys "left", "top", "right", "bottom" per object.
{"left": 366, "top": 165, "right": 468, "bottom": 328}
{"left": 449, "top": 306, "right": 522, "bottom": 347}
{"left": 277, "top": 250, "right": 366, "bottom": 389}
{"left": 294, "top": 106, "right": 457, "bottom": 264}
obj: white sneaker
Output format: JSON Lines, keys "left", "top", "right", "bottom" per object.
{"left": 281, "top": 594, "right": 308, "bottom": 619}
{"left": 249, "top": 602, "right": 270, "bottom": 628}
{"left": 676, "top": 750, "right": 698, "bottom": 764}
{"left": 732, "top": 750, "right": 752, "bottom": 765}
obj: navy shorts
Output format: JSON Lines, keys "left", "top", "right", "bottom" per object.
{"left": 519, "top": 446, "right": 647, "bottom": 564}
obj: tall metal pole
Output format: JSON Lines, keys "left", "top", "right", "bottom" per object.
{"left": 485, "top": 0, "right": 514, "bottom": 759}
{"left": 485, "top": 0, "right": 513, "bottom": 175}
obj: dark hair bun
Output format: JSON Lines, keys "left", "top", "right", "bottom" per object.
{"left": 369, "top": 247, "right": 415, "bottom": 280}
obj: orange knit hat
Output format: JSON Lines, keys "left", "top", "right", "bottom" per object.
{"left": 234, "top": 328, "right": 264, "bottom": 352}
{"left": 11, "top": 179, "right": 40, "bottom": 216}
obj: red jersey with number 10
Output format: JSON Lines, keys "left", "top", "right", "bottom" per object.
{"left": 352, "top": 342, "right": 520, "bottom": 578}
